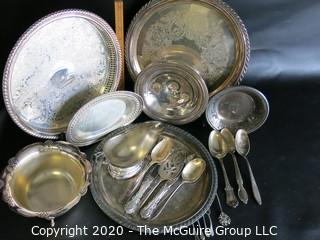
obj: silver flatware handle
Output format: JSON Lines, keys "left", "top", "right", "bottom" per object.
{"left": 124, "top": 174, "right": 155, "bottom": 214}
{"left": 193, "top": 224, "right": 200, "bottom": 240}
{"left": 149, "top": 180, "right": 183, "bottom": 219}
{"left": 231, "top": 153, "right": 248, "bottom": 204}
{"left": 197, "top": 220, "right": 206, "bottom": 240}
{"left": 219, "top": 158, "right": 239, "bottom": 208}
{"left": 244, "top": 156, "right": 262, "bottom": 205}
{"left": 204, "top": 209, "right": 214, "bottom": 237}
{"left": 140, "top": 180, "right": 175, "bottom": 219}
{"left": 119, "top": 161, "right": 153, "bottom": 203}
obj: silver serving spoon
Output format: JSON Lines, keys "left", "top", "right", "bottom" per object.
{"left": 221, "top": 128, "right": 248, "bottom": 204}
{"left": 140, "top": 158, "right": 206, "bottom": 219}
{"left": 235, "top": 129, "right": 262, "bottom": 205}
{"left": 120, "top": 136, "right": 173, "bottom": 203}
{"left": 125, "top": 152, "right": 184, "bottom": 215}
{"left": 209, "top": 130, "right": 238, "bottom": 208}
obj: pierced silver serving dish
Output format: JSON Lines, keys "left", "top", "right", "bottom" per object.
{"left": 206, "top": 86, "right": 270, "bottom": 133}
{"left": 90, "top": 122, "right": 218, "bottom": 232}
{"left": 135, "top": 62, "right": 209, "bottom": 124}
{"left": 126, "top": 0, "right": 250, "bottom": 96}
{"left": 0, "top": 141, "right": 91, "bottom": 226}
{"left": 66, "top": 91, "right": 143, "bottom": 147}
{"left": 3, "top": 9, "right": 121, "bottom": 139}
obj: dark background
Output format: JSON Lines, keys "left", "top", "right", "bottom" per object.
{"left": 0, "top": 0, "right": 320, "bottom": 239}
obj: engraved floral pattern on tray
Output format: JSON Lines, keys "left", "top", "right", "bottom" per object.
{"left": 139, "top": 4, "right": 235, "bottom": 88}
{"left": 10, "top": 18, "right": 110, "bottom": 131}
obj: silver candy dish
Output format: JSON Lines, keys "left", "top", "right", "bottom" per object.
{"left": 126, "top": 0, "right": 250, "bottom": 96}
{"left": 0, "top": 141, "right": 91, "bottom": 227}
{"left": 3, "top": 9, "right": 121, "bottom": 139}
{"left": 134, "top": 62, "right": 209, "bottom": 124}
{"left": 206, "top": 86, "right": 270, "bottom": 133}
{"left": 66, "top": 91, "right": 143, "bottom": 147}
{"left": 90, "top": 121, "right": 218, "bottom": 232}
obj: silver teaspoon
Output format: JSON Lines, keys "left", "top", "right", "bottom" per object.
{"left": 209, "top": 130, "right": 238, "bottom": 208}
{"left": 235, "top": 129, "right": 262, "bottom": 205}
{"left": 221, "top": 128, "right": 248, "bottom": 204}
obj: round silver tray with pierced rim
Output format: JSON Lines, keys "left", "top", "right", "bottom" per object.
{"left": 2, "top": 9, "right": 121, "bottom": 139}
{"left": 126, "top": 0, "right": 250, "bottom": 96}
{"left": 90, "top": 121, "right": 218, "bottom": 232}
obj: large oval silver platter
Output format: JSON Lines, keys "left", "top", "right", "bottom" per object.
{"left": 126, "top": 0, "right": 250, "bottom": 96}
{"left": 3, "top": 9, "right": 121, "bottom": 139}
{"left": 66, "top": 91, "right": 143, "bottom": 147}
{"left": 206, "top": 86, "right": 270, "bottom": 134}
{"left": 90, "top": 122, "right": 218, "bottom": 232}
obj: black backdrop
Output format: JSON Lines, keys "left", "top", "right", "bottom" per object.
{"left": 0, "top": 0, "right": 320, "bottom": 240}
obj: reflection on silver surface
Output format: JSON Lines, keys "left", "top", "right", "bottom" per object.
{"left": 206, "top": 86, "right": 270, "bottom": 133}
{"left": 66, "top": 91, "right": 143, "bottom": 147}
{"left": 1, "top": 141, "right": 91, "bottom": 226}
{"left": 103, "top": 122, "right": 164, "bottom": 180}
{"left": 135, "top": 62, "right": 208, "bottom": 124}
{"left": 3, "top": 10, "right": 121, "bottom": 139}
{"left": 126, "top": 0, "right": 250, "bottom": 96}
{"left": 90, "top": 122, "right": 218, "bottom": 232}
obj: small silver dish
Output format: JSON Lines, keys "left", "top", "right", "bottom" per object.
{"left": 206, "top": 86, "right": 270, "bottom": 133}
{"left": 102, "top": 122, "right": 164, "bottom": 180}
{"left": 3, "top": 9, "right": 121, "bottom": 139}
{"left": 126, "top": 0, "right": 250, "bottom": 96}
{"left": 134, "top": 62, "right": 209, "bottom": 125}
{"left": 0, "top": 141, "right": 91, "bottom": 226}
{"left": 66, "top": 91, "right": 143, "bottom": 147}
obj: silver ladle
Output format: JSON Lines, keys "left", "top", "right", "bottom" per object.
{"left": 221, "top": 128, "right": 248, "bottom": 204}
{"left": 209, "top": 130, "right": 238, "bottom": 208}
{"left": 235, "top": 129, "right": 262, "bottom": 205}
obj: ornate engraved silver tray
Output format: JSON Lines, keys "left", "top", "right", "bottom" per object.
{"left": 134, "top": 62, "right": 209, "bottom": 125}
{"left": 2, "top": 9, "right": 121, "bottom": 139}
{"left": 126, "top": 0, "right": 250, "bottom": 96}
{"left": 90, "top": 122, "right": 218, "bottom": 232}
{"left": 206, "top": 86, "right": 270, "bottom": 133}
{"left": 66, "top": 91, "right": 143, "bottom": 147}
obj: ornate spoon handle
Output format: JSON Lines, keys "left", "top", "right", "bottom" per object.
{"left": 218, "top": 158, "right": 238, "bottom": 208}
{"left": 244, "top": 155, "right": 262, "bottom": 205}
{"left": 119, "top": 161, "right": 153, "bottom": 203}
{"left": 124, "top": 174, "right": 155, "bottom": 214}
{"left": 231, "top": 153, "right": 248, "bottom": 204}
{"left": 140, "top": 181, "right": 175, "bottom": 219}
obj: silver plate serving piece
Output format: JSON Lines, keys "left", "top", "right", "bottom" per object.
{"left": 0, "top": 141, "right": 91, "bottom": 227}
{"left": 206, "top": 86, "right": 270, "bottom": 133}
{"left": 3, "top": 9, "right": 121, "bottom": 139}
{"left": 90, "top": 121, "right": 218, "bottom": 232}
{"left": 135, "top": 62, "right": 209, "bottom": 125}
{"left": 66, "top": 91, "right": 143, "bottom": 147}
{"left": 126, "top": 0, "right": 250, "bottom": 96}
